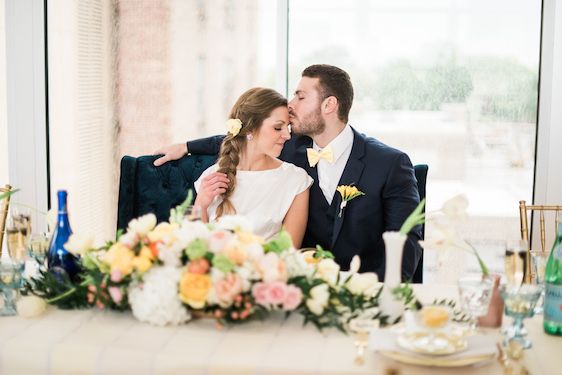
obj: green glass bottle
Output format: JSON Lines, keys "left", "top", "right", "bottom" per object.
{"left": 544, "top": 223, "right": 562, "bottom": 335}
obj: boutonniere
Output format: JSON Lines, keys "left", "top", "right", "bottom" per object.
{"left": 336, "top": 185, "right": 365, "bottom": 217}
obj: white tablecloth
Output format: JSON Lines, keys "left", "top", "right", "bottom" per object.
{"left": 0, "top": 285, "right": 560, "bottom": 374}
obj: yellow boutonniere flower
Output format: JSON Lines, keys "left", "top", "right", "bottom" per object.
{"left": 336, "top": 185, "right": 365, "bottom": 217}
{"left": 226, "top": 118, "right": 243, "bottom": 137}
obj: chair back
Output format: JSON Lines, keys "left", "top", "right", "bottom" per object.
{"left": 117, "top": 154, "right": 216, "bottom": 231}
{"left": 412, "top": 164, "right": 429, "bottom": 283}
{"left": 0, "top": 184, "right": 13, "bottom": 256}
{"left": 519, "top": 200, "right": 562, "bottom": 281}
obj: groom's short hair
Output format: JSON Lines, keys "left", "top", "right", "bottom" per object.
{"left": 302, "top": 64, "right": 354, "bottom": 123}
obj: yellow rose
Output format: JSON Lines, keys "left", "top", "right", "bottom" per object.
{"left": 138, "top": 245, "right": 154, "bottom": 260}
{"left": 133, "top": 256, "right": 152, "bottom": 273}
{"left": 104, "top": 243, "right": 135, "bottom": 276}
{"left": 147, "top": 222, "right": 178, "bottom": 243}
{"left": 179, "top": 272, "right": 212, "bottom": 309}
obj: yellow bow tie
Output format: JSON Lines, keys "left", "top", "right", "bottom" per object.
{"left": 306, "top": 146, "right": 334, "bottom": 167}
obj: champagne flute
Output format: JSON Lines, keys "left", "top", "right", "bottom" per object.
{"left": 5, "top": 217, "right": 28, "bottom": 272}
{"left": 504, "top": 240, "right": 527, "bottom": 287}
{"left": 29, "top": 232, "right": 51, "bottom": 270}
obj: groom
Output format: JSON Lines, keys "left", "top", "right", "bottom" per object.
{"left": 154, "top": 64, "right": 422, "bottom": 281}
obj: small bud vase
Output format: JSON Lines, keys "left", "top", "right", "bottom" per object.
{"left": 380, "top": 231, "right": 407, "bottom": 322}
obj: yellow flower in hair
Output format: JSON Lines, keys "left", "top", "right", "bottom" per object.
{"left": 226, "top": 118, "right": 243, "bottom": 137}
{"left": 336, "top": 185, "right": 365, "bottom": 217}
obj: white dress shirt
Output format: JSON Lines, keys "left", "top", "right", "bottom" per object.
{"left": 313, "top": 125, "right": 354, "bottom": 204}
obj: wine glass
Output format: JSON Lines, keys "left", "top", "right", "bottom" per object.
{"left": 0, "top": 261, "right": 22, "bottom": 316}
{"left": 348, "top": 309, "right": 380, "bottom": 365}
{"left": 530, "top": 250, "right": 549, "bottom": 314}
{"left": 457, "top": 276, "right": 494, "bottom": 334}
{"left": 5, "top": 217, "right": 28, "bottom": 272}
{"left": 500, "top": 283, "right": 543, "bottom": 349}
{"left": 29, "top": 232, "right": 51, "bottom": 270}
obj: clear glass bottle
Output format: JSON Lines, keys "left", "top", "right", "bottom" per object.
{"left": 47, "top": 190, "right": 80, "bottom": 280}
{"left": 544, "top": 223, "right": 562, "bottom": 335}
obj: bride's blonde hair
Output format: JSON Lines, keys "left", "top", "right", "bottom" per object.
{"left": 215, "top": 88, "right": 287, "bottom": 218}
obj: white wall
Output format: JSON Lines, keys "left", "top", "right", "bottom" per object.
{"left": 0, "top": 0, "right": 9, "bottom": 185}
{"left": 4, "top": 0, "right": 48, "bottom": 232}
{"left": 533, "top": 0, "right": 562, "bottom": 247}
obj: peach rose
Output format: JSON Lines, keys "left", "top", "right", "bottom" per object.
{"left": 215, "top": 273, "right": 243, "bottom": 307}
{"left": 187, "top": 258, "right": 210, "bottom": 274}
{"left": 179, "top": 272, "right": 212, "bottom": 309}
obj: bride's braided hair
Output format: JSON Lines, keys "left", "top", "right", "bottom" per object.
{"left": 215, "top": 87, "right": 287, "bottom": 218}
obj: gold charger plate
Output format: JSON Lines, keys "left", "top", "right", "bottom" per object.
{"left": 397, "top": 331, "right": 468, "bottom": 356}
{"left": 378, "top": 350, "right": 495, "bottom": 368}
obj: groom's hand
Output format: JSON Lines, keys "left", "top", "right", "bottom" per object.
{"left": 153, "top": 143, "right": 188, "bottom": 166}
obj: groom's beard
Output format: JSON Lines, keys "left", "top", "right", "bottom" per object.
{"left": 290, "top": 108, "right": 325, "bottom": 137}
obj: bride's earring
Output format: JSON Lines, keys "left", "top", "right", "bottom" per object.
{"left": 246, "top": 134, "right": 253, "bottom": 141}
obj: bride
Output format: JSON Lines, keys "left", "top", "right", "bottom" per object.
{"left": 194, "top": 87, "right": 313, "bottom": 247}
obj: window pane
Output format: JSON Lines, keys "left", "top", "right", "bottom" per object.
{"left": 48, "top": 0, "right": 280, "bottom": 240}
{"left": 289, "top": 0, "right": 541, "bottom": 280}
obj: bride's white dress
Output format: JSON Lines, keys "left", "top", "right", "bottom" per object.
{"left": 194, "top": 162, "right": 313, "bottom": 239}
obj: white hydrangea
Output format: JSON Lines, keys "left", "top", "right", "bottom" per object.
{"left": 128, "top": 266, "right": 191, "bottom": 326}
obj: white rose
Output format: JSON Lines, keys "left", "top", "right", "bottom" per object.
{"left": 64, "top": 233, "right": 94, "bottom": 256}
{"left": 127, "top": 213, "right": 157, "bottom": 235}
{"left": 441, "top": 194, "right": 468, "bottom": 218}
{"left": 118, "top": 231, "right": 139, "bottom": 248}
{"left": 258, "top": 252, "right": 287, "bottom": 283}
{"left": 282, "top": 249, "right": 312, "bottom": 278}
{"left": 306, "top": 284, "right": 330, "bottom": 315}
{"left": 316, "top": 258, "right": 340, "bottom": 286}
{"left": 16, "top": 296, "right": 47, "bottom": 318}
{"left": 346, "top": 272, "right": 380, "bottom": 296}
{"left": 349, "top": 255, "right": 361, "bottom": 274}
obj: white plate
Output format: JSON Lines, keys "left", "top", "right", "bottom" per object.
{"left": 396, "top": 331, "right": 468, "bottom": 356}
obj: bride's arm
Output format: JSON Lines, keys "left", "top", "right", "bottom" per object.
{"left": 282, "top": 189, "right": 310, "bottom": 249}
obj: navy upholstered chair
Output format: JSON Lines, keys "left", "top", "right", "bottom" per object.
{"left": 412, "top": 164, "right": 429, "bottom": 283}
{"left": 117, "top": 154, "right": 216, "bottom": 231}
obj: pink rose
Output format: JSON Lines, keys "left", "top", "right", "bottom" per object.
{"left": 266, "top": 281, "right": 287, "bottom": 306}
{"left": 108, "top": 286, "right": 123, "bottom": 304}
{"left": 110, "top": 270, "right": 123, "bottom": 283}
{"left": 215, "top": 273, "right": 243, "bottom": 306}
{"left": 282, "top": 284, "right": 303, "bottom": 311}
{"left": 208, "top": 230, "right": 233, "bottom": 253}
{"left": 252, "top": 282, "right": 269, "bottom": 306}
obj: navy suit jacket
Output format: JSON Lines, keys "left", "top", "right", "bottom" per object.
{"left": 188, "top": 127, "right": 422, "bottom": 281}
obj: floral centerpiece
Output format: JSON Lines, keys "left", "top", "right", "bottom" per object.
{"left": 24, "top": 192, "right": 418, "bottom": 331}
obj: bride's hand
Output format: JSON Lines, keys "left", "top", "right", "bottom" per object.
{"left": 195, "top": 172, "right": 229, "bottom": 209}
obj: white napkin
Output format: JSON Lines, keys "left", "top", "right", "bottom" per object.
{"left": 369, "top": 327, "right": 497, "bottom": 360}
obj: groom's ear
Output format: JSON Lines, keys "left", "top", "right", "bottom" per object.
{"left": 322, "top": 96, "right": 338, "bottom": 116}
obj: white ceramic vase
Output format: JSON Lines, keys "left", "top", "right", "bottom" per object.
{"left": 379, "top": 231, "right": 407, "bottom": 322}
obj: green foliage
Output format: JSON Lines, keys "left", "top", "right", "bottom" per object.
{"left": 431, "top": 298, "right": 471, "bottom": 323}
{"left": 313, "top": 245, "right": 335, "bottom": 260}
{"left": 263, "top": 230, "right": 293, "bottom": 254}
{"left": 0, "top": 188, "right": 19, "bottom": 201}
{"left": 22, "top": 269, "right": 89, "bottom": 310}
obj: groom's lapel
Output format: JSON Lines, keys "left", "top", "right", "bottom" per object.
{"left": 331, "top": 130, "right": 366, "bottom": 249}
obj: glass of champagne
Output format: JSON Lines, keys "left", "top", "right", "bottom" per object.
{"left": 457, "top": 276, "right": 494, "bottom": 334}
{"left": 6, "top": 217, "right": 28, "bottom": 272}
{"left": 29, "top": 232, "right": 51, "bottom": 271}
{"left": 504, "top": 240, "right": 527, "bottom": 287}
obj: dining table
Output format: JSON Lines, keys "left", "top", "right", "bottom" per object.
{"left": 0, "top": 284, "right": 559, "bottom": 374}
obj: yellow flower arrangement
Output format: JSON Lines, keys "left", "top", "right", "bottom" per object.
{"left": 336, "top": 185, "right": 365, "bottom": 217}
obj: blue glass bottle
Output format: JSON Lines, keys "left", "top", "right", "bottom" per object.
{"left": 47, "top": 190, "right": 80, "bottom": 280}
